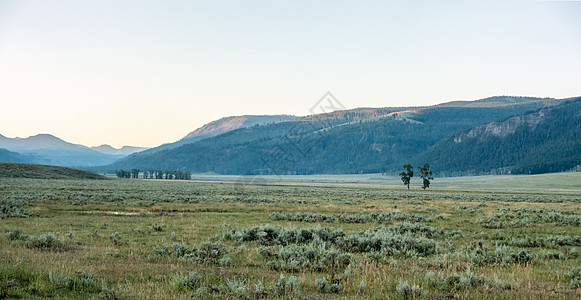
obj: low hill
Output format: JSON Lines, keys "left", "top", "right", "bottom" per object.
{"left": 0, "top": 163, "right": 107, "bottom": 179}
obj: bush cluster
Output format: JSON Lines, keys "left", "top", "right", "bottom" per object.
{"left": 224, "top": 224, "right": 345, "bottom": 246}
{"left": 461, "top": 241, "right": 534, "bottom": 266}
{"left": 453, "top": 203, "right": 486, "bottom": 214}
{"left": 48, "top": 269, "right": 96, "bottom": 292}
{"left": 153, "top": 240, "right": 231, "bottom": 266}
{"left": 479, "top": 211, "right": 581, "bottom": 229}
{"left": 226, "top": 223, "right": 458, "bottom": 260}
{"left": 269, "top": 211, "right": 429, "bottom": 224}
{"left": 0, "top": 199, "right": 33, "bottom": 219}
{"left": 505, "top": 235, "right": 581, "bottom": 248}
{"left": 6, "top": 230, "right": 71, "bottom": 251}
{"left": 258, "top": 243, "right": 352, "bottom": 273}
{"left": 565, "top": 267, "right": 581, "bottom": 288}
{"left": 340, "top": 226, "right": 440, "bottom": 257}
{"left": 423, "top": 269, "right": 488, "bottom": 295}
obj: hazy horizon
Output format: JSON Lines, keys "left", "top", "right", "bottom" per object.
{"left": 1, "top": 0, "right": 580, "bottom": 148}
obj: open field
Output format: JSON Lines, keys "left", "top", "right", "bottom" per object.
{"left": 1, "top": 174, "right": 581, "bottom": 299}
{"left": 186, "top": 172, "right": 581, "bottom": 194}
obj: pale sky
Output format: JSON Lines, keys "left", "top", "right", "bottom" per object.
{"left": 1, "top": 0, "right": 580, "bottom": 148}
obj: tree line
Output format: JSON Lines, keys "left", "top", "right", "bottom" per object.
{"left": 399, "top": 163, "right": 433, "bottom": 190}
{"left": 115, "top": 169, "right": 192, "bottom": 180}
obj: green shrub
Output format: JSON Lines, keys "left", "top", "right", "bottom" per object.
{"left": 461, "top": 242, "right": 534, "bottom": 266}
{"left": 26, "top": 234, "right": 66, "bottom": 251}
{"left": 172, "top": 241, "right": 189, "bottom": 257}
{"left": 261, "top": 243, "right": 351, "bottom": 273}
{"left": 274, "top": 274, "right": 300, "bottom": 297}
{"left": 225, "top": 224, "right": 345, "bottom": 246}
{"left": 340, "top": 226, "right": 440, "bottom": 257}
{"left": 0, "top": 199, "right": 32, "bottom": 219}
{"left": 396, "top": 280, "right": 411, "bottom": 298}
{"left": 173, "top": 271, "right": 202, "bottom": 290}
{"left": 253, "top": 278, "right": 269, "bottom": 298}
{"left": 152, "top": 223, "right": 165, "bottom": 232}
{"left": 108, "top": 232, "right": 123, "bottom": 246}
{"left": 358, "top": 279, "right": 367, "bottom": 293}
{"left": 5, "top": 229, "right": 27, "bottom": 241}
{"left": 47, "top": 269, "right": 96, "bottom": 292}
{"left": 225, "top": 278, "right": 248, "bottom": 298}
{"left": 49, "top": 270, "right": 72, "bottom": 288}
{"left": 74, "top": 269, "right": 95, "bottom": 289}
{"left": 424, "top": 270, "right": 487, "bottom": 293}
{"left": 411, "top": 284, "right": 425, "bottom": 297}
{"left": 195, "top": 241, "right": 229, "bottom": 264}
{"left": 315, "top": 277, "right": 329, "bottom": 292}
{"left": 565, "top": 267, "right": 581, "bottom": 288}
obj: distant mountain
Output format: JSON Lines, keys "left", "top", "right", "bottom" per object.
{"left": 416, "top": 98, "right": 581, "bottom": 175}
{"left": 95, "top": 96, "right": 574, "bottom": 175}
{"left": 0, "top": 133, "right": 86, "bottom": 152}
{"left": 91, "top": 144, "right": 148, "bottom": 155}
{"left": 144, "top": 115, "right": 299, "bottom": 153}
{"left": 0, "top": 148, "right": 31, "bottom": 163}
{"left": 0, "top": 134, "right": 125, "bottom": 167}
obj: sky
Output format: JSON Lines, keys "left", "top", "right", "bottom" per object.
{"left": 0, "top": 0, "right": 580, "bottom": 148}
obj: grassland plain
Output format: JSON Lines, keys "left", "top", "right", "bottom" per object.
{"left": 1, "top": 174, "right": 581, "bottom": 299}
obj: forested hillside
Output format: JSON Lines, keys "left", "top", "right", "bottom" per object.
{"left": 417, "top": 98, "right": 581, "bottom": 175}
{"left": 95, "top": 96, "right": 575, "bottom": 175}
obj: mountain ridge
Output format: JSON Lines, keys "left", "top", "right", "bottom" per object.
{"left": 141, "top": 114, "right": 299, "bottom": 153}
{"left": 0, "top": 134, "right": 136, "bottom": 167}
{"left": 91, "top": 144, "right": 149, "bottom": 155}
{"left": 95, "top": 96, "right": 576, "bottom": 175}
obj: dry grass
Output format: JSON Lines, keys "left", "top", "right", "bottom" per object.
{"left": 1, "top": 177, "right": 580, "bottom": 299}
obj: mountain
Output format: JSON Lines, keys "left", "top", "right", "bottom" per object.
{"left": 144, "top": 115, "right": 299, "bottom": 153}
{"left": 183, "top": 115, "right": 299, "bottom": 141}
{"left": 0, "top": 148, "right": 32, "bottom": 163}
{"left": 416, "top": 98, "right": 581, "bottom": 175}
{"left": 0, "top": 133, "right": 86, "bottom": 152}
{"left": 95, "top": 96, "right": 574, "bottom": 175}
{"left": 91, "top": 145, "right": 148, "bottom": 155}
{"left": 0, "top": 134, "right": 125, "bottom": 167}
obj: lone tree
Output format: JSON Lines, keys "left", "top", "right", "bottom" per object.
{"left": 399, "top": 164, "right": 414, "bottom": 190}
{"left": 417, "top": 163, "right": 434, "bottom": 190}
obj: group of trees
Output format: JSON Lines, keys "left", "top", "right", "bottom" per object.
{"left": 115, "top": 169, "right": 140, "bottom": 179}
{"left": 399, "top": 163, "right": 433, "bottom": 190}
{"left": 144, "top": 170, "right": 192, "bottom": 180}
{"left": 115, "top": 170, "right": 192, "bottom": 180}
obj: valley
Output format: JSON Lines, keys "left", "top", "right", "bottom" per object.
{"left": 1, "top": 173, "right": 580, "bottom": 298}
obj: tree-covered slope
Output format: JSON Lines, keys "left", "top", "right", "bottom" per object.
{"left": 95, "top": 96, "right": 568, "bottom": 175}
{"left": 415, "top": 98, "right": 581, "bottom": 175}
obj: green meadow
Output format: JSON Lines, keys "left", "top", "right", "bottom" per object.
{"left": 1, "top": 173, "right": 581, "bottom": 299}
